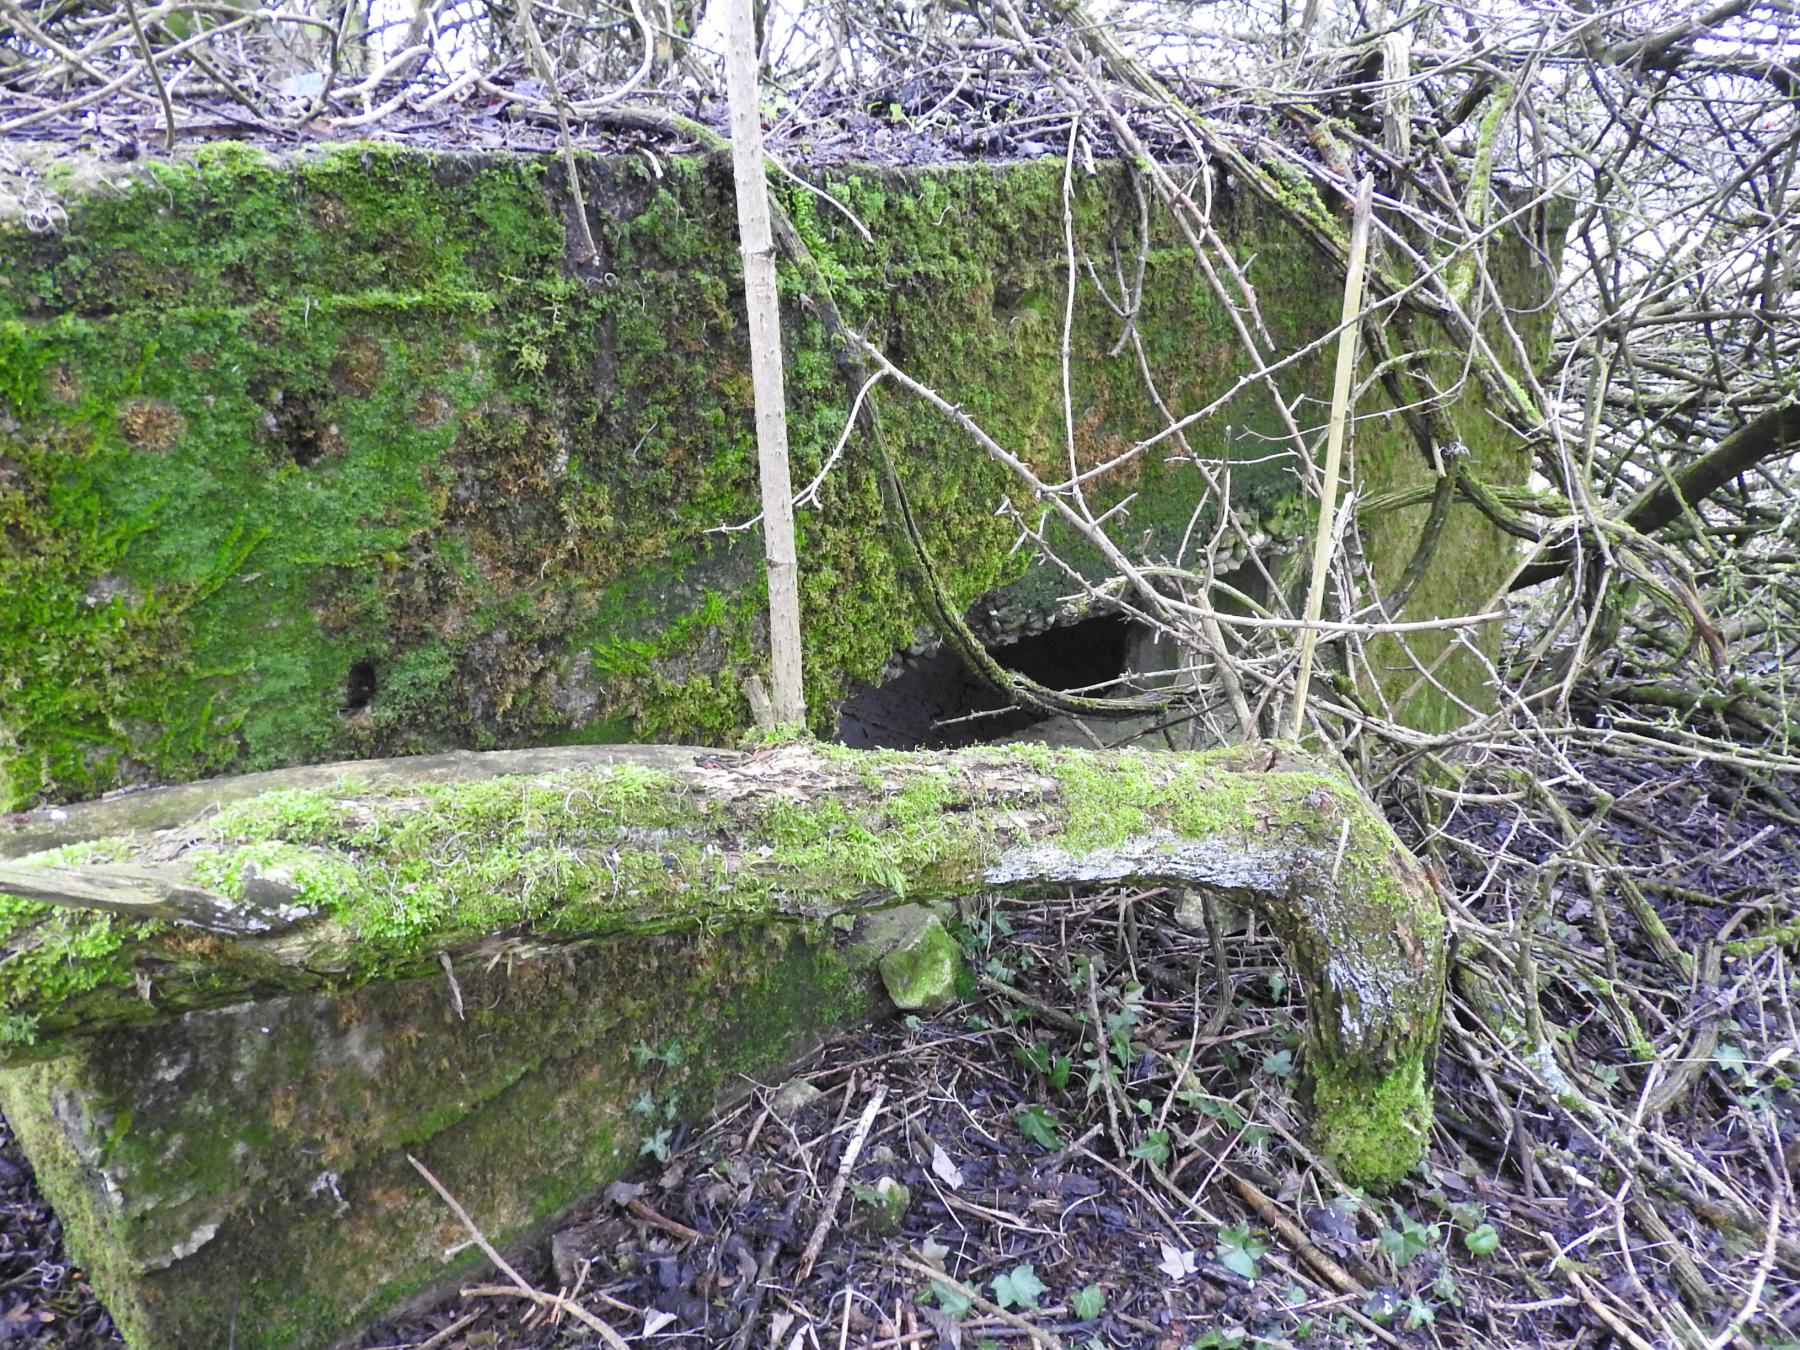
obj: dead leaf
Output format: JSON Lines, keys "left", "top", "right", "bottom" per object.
{"left": 1158, "top": 1242, "right": 1197, "bottom": 1281}
{"left": 930, "top": 1143, "right": 966, "bottom": 1189}
{"left": 604, "top": 1180, "right": 647, "bottom": 1206}
{"left": 919, "top": 1305, "right": 963, "bottom": 1349}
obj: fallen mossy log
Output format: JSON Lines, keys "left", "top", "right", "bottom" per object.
{"left": 0, "top": 741, "right": 1444, "bottom": 1186}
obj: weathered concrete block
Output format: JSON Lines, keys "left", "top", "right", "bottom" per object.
{"left": 0, "top": 919, "right": 891, "bottom": 1349}
{"left": 0, "top": 745, "right": 1440, "bottom": 1274}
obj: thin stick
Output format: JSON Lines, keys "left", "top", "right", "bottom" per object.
{"left": 516, "top": 0, "right": 601, "bottom": 266}
{"left": 723, "top": 0, "right": 806, "bottom": 728}
{"left": 1227, "top": 1171, "right": 1365, "bottom": 1298}
{"left": 121, "top": 0, "right": 176, "bottom": 151}
{"left": 1563, "top": 1269, "right": 1658, "bottom": 1350}
{"left": 407, "top": 1155, "right": 629, "bottom": 1350}
{"left": 1703, "top": 1189, "right": 1781, "bottom": 1350}
{"left": 795, "top": 1083, "right": 888, "bottom": 1282}
{"left": 416, "top": 1311, "right": 480, "bottom": 1350}
{"left": 1086, "top": 963, "right": 1126, "bottom": 1155}
{"left": 1290, "top": 175, "right": 1376, "bottom": 739}
{"left": 894, "top": 1256, "right": 1066, "bottom": 1350}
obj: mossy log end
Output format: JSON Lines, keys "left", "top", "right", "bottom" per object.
{"left": 0, "top": 741, "right": 1444, "bottom": 1186}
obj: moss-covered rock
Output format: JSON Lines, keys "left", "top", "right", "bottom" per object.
{"left": 0, "top": 143, "right": 1548, "bottom": 808}
{"left": 852, "top": 1175, "right": 913, "bottom": 1235}
{"left": 878, "top": 912, "right": 959, "bottom": 1010}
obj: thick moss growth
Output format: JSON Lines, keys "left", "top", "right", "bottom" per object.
{"left": 0, "top": 144, "right": 1544, "bottom": 807}
{"left": 0, "top": 919, "right": 882, "bottom": 1350}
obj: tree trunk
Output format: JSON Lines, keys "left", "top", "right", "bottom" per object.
{"left": 0, "top": 742, "right": 1445, "bottom": 1185}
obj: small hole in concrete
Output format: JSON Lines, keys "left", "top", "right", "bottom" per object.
{"left": 836, "top": 614, "right": 1135, "bottom": 750}
{"left": 257, "top": 386, "right": 338, "bottom": 467}
{"left": 289, "top": 425, "right": 328, "bottom": 467}
{"left": 343, "top": 660, "right": 378, "bottom": 713}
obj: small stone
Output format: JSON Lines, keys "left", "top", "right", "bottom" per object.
{"left": 878, "top": 916, "right": 958, "bottom": 1012}
{"left": 1172, "top": 890, "right": 1248, "bottom": 936}
{"left": 1172, "top": 890, "right": 1209, "bottom": 933}
{"left": 771, "top": 1078, "right": 823, "bottom": 1119}
{"left": 551, "top": 1226, "right": 591, "bottom": 1289}
{"left": 854, "top": 1176, "right": 911, "bottom": 1234}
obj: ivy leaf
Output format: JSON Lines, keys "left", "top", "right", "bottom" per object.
{"left": 926, "top": 1279, "right": 971, "bottom": 1319}
{"left": 1214, "top": 1225, "right": 1267, "bottom": 1282}
{"left": 1447, "top": 1199, "right": 1486, "bottom": 1229}
{"left": 1016, "top": 1105, "right": 1066, "bottom": 1151}
{"left": 1070, "top": 1284, "right": 1106, "bottom": 1320}
{"left": 991, "top": 1265, "right": 1046, "bottom": 1310}
{"left": 1714, "top": 1043, "right": 1751, "bottom": 1079}
{"left": 1012, "top": 1043, "right": 1050, "bottom": 1075}
{"left": 1129, "top": 1130, "right": 1172, "bottom": 1166}
{"left": 1463, "top": 1223, "right": 1502, "bottom": 1255}
{"left": 1404, "top": 1293, "right": 1436, "bottom": 1329}
{"left": 637, "top": 1128, "right": 672, "bottom": 1162}
{"left": 1378, "top": 1210, "right": 1437, "bottom": 1267}
{"left": 1261, "top": 1048, "right": 1294, "bottom": 1078}
{"left": 1193, "top": 1097, "right": 1245, "bottom": 1130}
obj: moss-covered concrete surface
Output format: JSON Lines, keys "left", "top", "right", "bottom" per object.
{"left": 0, "top": 916, "right": 886, "bottom": 1350}
{"left": 0, "top": 144, "right": 1548, "bottom": 809}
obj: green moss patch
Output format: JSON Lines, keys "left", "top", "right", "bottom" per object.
{"left": 0, "top": 746, "right": 1439, "bottom": 1047}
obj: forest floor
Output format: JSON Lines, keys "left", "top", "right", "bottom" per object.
{"left": 1, "top": 743, "right": 1794, "bottom": 1349}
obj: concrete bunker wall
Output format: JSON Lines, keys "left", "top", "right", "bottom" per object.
{"left": 0, "top": 913, "right": 892, "bottom": 1349}
{"left": 0, "top": 144, "right": 1550, "bottom": 808}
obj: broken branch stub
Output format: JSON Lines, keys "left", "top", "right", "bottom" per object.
{"left": 0, "top": 742, "right": 1444, "bottom": 1185}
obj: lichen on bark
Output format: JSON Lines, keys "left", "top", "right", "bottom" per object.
{"left": 0, "top": 741, "right": 1445, "bottom": 1185}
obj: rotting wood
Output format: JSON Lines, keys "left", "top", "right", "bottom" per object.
{"left": 0, "top": 741, "right": 1446, "bottom": 1186}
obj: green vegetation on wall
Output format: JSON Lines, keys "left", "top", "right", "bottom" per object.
{"left": 0, "top": 143, "right": 1540, "bottom": 807}
{"left": 0, "top": 918, "right": 880, "bottom": 1350}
